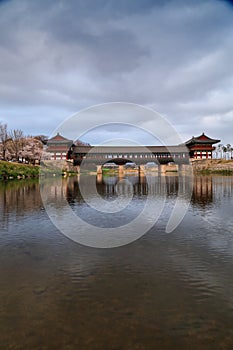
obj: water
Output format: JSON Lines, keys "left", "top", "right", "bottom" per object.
{"left": 0, "top": 175, "right": 233, "bottom": 349}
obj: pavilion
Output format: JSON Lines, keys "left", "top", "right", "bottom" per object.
{"left": 185, "top": 133, "right": 220, "bottom": 159}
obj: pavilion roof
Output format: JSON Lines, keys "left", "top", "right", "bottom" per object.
{"left": 47, "top": 133, "right": 73, "bottom": 144}
{"left": 185, "top": 133, "right": 220, "bottom": 145}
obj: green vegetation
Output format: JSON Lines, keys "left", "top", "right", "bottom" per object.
{"left": 40, "top": 161, "right": 79, "bottom": 177}
{"left": 192, "top": 159, "right": 233, "bottom": 176}
{"left": 39, "top": 161, "right": 63, "bottom": 177}
{"left": 102, "top": 167, "right": 118, "bottom": 174}
{"left": 196, "top": 169, "right": 233, "bottom": 175}
{"left": 0, "top": 161, "right": 39, "bottom": 180}
{"left": 0, "top": 161, "right": 80, "bottom": 180}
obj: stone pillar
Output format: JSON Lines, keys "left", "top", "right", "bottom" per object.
{"left": 118, "top": 165, "right": 124, "bottom": 175}
{"left": 96, "top": 173, "right": 103, "bottom": 184}
{"left": 139, "top": 165, "right": 145, "bottom": 180}
{"left": 139, "top": 165, "right": 145, "bottom": 173}
{"left": 159, "top": 164, "right": 166, "bottom": 175}
{"left": 181, "top": 164, "right": 193, "bottom": 176}
{"left": 97, "top": 165, "right": 102, "bottom": 174}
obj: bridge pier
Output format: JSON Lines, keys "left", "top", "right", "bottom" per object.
{"left": 159, "top": 164, "right": 167, "bottom": 175}
{"left": 139, "top": 165, "right": 145, "bottom": 180}
{"left": 97, "top": 165, "right": 102, "bottom": 174}
{"left": 178, "top": 164, "right": 183, "bottom": 173}
{"left": 139, "top": 165, "right": 145, "bottom": 173}
{"left": 119, "top": 165, "right": 124, "bottom": 175}
{"left": 178, "top": 163, "right": 192, "bottom": 175}
{"left": 96, "top": 173, "right": 103, "bottom": 184}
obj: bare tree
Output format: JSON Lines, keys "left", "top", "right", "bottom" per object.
{"left": 34, "top": 135, "right": 48, "bottom": 145}
{"left": 0, "top": 123, "right": 9, "bottom": 160}
{"left": 8, "top": 129, "right": 25, "bottom": 161}
{"left": 75, "top": 139, "right": 91, "bottom": 146}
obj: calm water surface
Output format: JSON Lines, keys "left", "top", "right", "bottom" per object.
{"left": 0, "top": 175, "right": 233, "bottom": 350}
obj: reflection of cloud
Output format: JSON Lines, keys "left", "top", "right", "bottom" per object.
{"left": 0, "top": 0, "right": 233, "bottom": 143}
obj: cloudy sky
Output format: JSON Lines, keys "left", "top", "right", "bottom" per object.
{"left": 0, "top": 0, "right": 233, "bottom": 145}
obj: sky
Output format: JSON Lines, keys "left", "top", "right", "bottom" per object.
{"left": 0, "top": 0, "right": 233, "bottom": 145}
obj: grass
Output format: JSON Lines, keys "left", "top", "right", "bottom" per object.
{"left": 0, "top": 161, "right": 80, "bottom": 180}
{"left": 102, "top": 168, "right": 118, "bottom": 174}
{"left": 196, "top": 169, "right": 233, "bottom": 175}
{"left": 0, "top": 161, "right": 39, "bottom": 180}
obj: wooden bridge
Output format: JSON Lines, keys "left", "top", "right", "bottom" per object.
{"left": 67, "top": 145, "right": 190, "bottom": 166}
{"left": 48, "top": 132, "right": 219, "bottom": 164}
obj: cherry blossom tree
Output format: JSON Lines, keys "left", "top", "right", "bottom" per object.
{"left": 20, "top": 137, "right": 43, "bottom": 164}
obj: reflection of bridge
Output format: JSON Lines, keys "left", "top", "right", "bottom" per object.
{"left": 65, "top": 173, "right": 193, "bottom": 201}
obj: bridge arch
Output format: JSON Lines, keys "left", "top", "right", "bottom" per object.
{"left": 102, "top": 158, "right": 135, "bottom": 166}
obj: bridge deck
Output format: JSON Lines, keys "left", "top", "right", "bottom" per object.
{"left": 68, "top": 145, "right": 190, "bottom": 165}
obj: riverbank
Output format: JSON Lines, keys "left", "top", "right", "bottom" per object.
{"left": 192, "top": 159, "right": 233, "bottom": 175}
{"left": 1, "top": 159, "right": 233, "bottom": 180}
{"left": 0, "top": 161, "right": 39, "bottom": 180}
{"left": 0, "top": 160, "right": 80, "bottom": 180}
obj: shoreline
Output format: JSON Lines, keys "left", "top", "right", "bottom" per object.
{"left": 0, "top": 161, "right": 39, "bottom": 180}
{"left": 1, "top": 159, "right": 233, "bottom": 181}
{"left": 191, "top": 159, "right": 233, "bottom": 175}
{"left": 0, "top": 160, "right": 77, "bottom": 180}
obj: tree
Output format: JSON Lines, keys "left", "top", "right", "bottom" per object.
{"left": 75, "top": 139, "right": 91, "bottom": 146}
{"left": 214, "top": 143, "right": 233, "bottom": 159}
{"left": 222, "top": 146, "right": 227, "bottom": 153}
{"left": 0, "top": 123, "right": 9, "bottom": 160}
{"left": 216, "top": 143, "right": 223, "bottom": 151}
{"left": 20, "top": 137, "right": 43, "bottom": 164}
{"left": 8, "top": 129, "right": 25, "bottom": 161}
{"left": 34, "top": 135, "right": 48, "bottom": 145}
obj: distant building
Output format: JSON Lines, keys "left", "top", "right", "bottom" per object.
{"left": 185, "top": 133, "right": 220, "bottom": 159}
{"left": 46, "top": 133, "right": 73, "bottom": 160}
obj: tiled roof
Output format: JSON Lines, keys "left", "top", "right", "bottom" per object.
{"left": 185, "top": 133, "right": 220, "bottom": 145}
{"left": 47, "top": 133, "right": 72, "bottom": 143}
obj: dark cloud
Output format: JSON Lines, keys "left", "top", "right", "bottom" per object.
{"left": 0, "top": 0, "right": 11, "bottom": 4}
{"left": 221, "top": 0, "right": 233, "bottom": 7}
{"left": 0, "top": 0, "right": 233, "bottom": 144}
